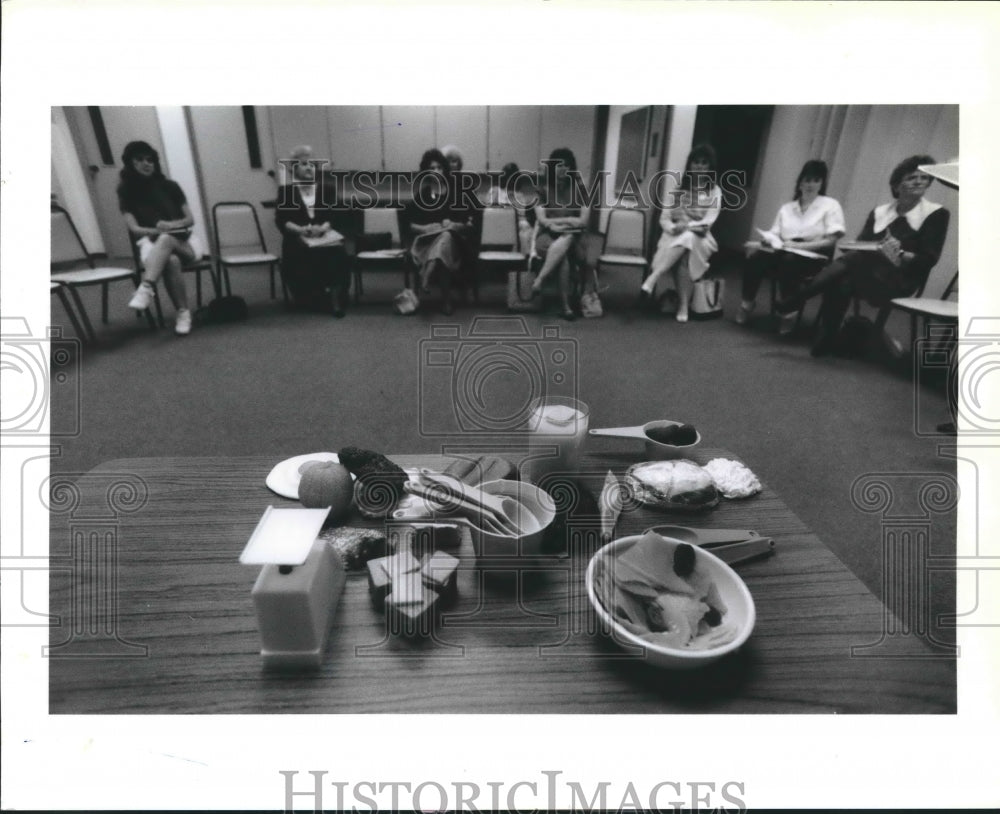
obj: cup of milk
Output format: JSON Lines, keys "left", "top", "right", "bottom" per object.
{"left": 523, "top": 397, "right": 590, "bottom": 483}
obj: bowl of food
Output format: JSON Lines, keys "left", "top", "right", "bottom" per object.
{"left": 585, "top": 530, "right": 755, "bottom": 669}
{"left": 468, "top": 480, "right": 556, "bottom": 560}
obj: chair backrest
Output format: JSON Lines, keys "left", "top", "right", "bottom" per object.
{"left": 213, "top": 202, "right": 267, "bottom": 254}
{"left": 603, "top": 207, "right": 646, "bottom": 255}
{"left": 480, "top": 206, "right": 518, "bottom": 250}
{"left": 51, "top": 205, "right": 93, "bottom": 268}
{"left": 363, "top": 207, "right": 402, "bottom": 246}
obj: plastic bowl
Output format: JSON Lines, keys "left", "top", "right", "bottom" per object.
{"left": 585, "top": 533, "right": 755, "bottom": 669}
{"left": 468, "top": 480, "right": 556, "bottom": 560}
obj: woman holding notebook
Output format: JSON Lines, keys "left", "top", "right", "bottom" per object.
{"left": 736, "top": 160, "right": 845, "bottom": 334}
{"left": 275, "top": 145, "right": 350, "bottom": 317}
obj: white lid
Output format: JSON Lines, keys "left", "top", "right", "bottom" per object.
{"left": 239, "top": 505, "right": 330, "bottom": 566}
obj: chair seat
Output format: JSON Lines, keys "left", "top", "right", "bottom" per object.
{"left": 357, "top": 249, "right": 406, "bottom": 260}
{"left": 479, "top": 250, "right": 526, "bottom": 263}
{"left": 51, "top": 267, "right": 135, "bottom": 285}
{"left": 598, "top": 253, "right": 648, "bottom": 266}
{"left": 220, "top": 252, "right": 278, "bottom": 265}
{"left": 890, "top": 297, "right": 958, "bottom": 320}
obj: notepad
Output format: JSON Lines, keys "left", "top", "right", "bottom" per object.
{"left": 301, "top": 229, "right": 344, "bottom": 249}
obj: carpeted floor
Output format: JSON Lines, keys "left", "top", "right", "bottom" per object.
{"left": 48, "top": 259, "right": 958, "bottom": 645}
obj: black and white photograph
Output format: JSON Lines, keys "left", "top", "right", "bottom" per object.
{"left": 3, "top": 1, "right": 998, "bottom": 811}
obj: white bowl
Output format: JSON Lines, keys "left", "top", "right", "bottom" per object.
{"left": 585, "top": 533, "right": 755, "bottom": 669}
{"left": 469, "top": 480, "right": 556, "bottom": 560}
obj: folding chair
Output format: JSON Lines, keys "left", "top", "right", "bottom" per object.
{"left": 352, "top": 207, "right": 408, "bottom": 303}
{"left": 477, "top": 206, "right": 527, "bottom": 302}
{"left": 596, "top": 207, "right": 648, "bottom": 283}
{"left": 879, "top": 270, "right": 958, "bottom": 350}
{"left": 212, "top": 201, "right": 284, "bottom": 301}
{"left": 50, "top": 203, "right": 153, "bottom": 339}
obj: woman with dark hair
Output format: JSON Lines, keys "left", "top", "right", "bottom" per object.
{"left": 776, "top": 154, "right": 950, "bottom": 356}
{"left": 274, "top": 145, "right": 350, "bottom": 317}
{"left": 529, "top": 147, "right": 594, "bottom": 320}
{"left": 118, "top": 140, "right": 204, "bottom": 335}
{"left": 737, "top": 159, "right": 846, "bottom": 333}
{"left": 403, "top": 148, "right": 475, "bottom": 314}
{"left": 640, "top": 144, "right": 721, "bottom": 322}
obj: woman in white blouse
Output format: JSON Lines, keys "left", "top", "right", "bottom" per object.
{"left": 640, "top": 144, "right": 721, "bottom": 323}
{"left": 737, "top": 160, "right": 845, "bottom": 333}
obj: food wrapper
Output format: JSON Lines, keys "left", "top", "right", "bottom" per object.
{"left": 599, "top": 470, "right": 624, "bottom": 542}
{"left": 702, "top": 458, "right": 762, "bottom": 499}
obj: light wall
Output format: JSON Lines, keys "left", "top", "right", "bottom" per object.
{"left": 600, "top": 105, "right": 697, "bottom": 233}
{"left": 262, "top": 105, "right": 597, "bottom": 178}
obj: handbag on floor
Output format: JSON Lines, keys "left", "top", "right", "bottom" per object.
{"left": 196, "top": 295, "right": 248, "bottom": 324}
{"left": 393, "top": 288, "right": 420, "bottom": 315}
{"left": 580, "top": 289, "right": 603, "bottom": 318}
{"left": 507, "top": 268, "right": 541, "bottom": 313}
{"left": 689, "top": 278, "right": 725, "bottom": 319}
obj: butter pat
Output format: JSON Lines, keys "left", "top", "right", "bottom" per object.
{"left": 251, "top": 539, "right": 346, "bottom": 669}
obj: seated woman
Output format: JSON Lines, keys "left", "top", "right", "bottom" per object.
{"left": 776, "top": 154, "right": 950, "bottom": 357}
{"left": 441, "top": 144, "right": 464, "bottom": 174}
{"left": 529, "top": 147, "right": 595, "bottom": 321}
{"left": 737, "top": 159, "right": 845, "bottom": 334}
{"left": 274, "top": 145, "right": 350, "bottom": 317}
{"left": 403, "top": 148, "right": 475, "bottom": 315}
{"left": 119, "top": 140, "right": 204, "bottom": 335}
{"left": 640, "top": 144, "right": 722, "bottom": 323}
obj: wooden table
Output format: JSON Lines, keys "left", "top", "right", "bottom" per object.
{"left": 48, "top": 450, "right": 955, "bottom": 714}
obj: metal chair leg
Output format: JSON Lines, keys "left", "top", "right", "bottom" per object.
{"left": 56, "top": 286, "right": 92, "bottom": 344}
{"left": 65, "top": 286, "right": 97, "bottom": 343}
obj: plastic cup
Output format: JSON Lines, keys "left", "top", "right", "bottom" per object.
{"left": 523, "top": 397, "right": 590, "bottom": 483}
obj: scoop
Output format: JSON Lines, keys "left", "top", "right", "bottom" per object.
{"left": 414, "top": 472, "right": 540, "bottom": 536}
{"left": 588, "top": 420, "right": 701, "bottom": 460}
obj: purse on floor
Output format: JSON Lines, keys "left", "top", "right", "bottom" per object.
{"left": 393, "top": 288, "right": 419, "bottom": 315}
{"left": 689, "top": 278, "right": 725, "bottom": 319}
{"left": 506, "top": 267, "right": 541, "bottom": 313}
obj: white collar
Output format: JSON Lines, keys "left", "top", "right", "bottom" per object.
{"left": 873, "top": 198, "right": 942, "bottom": 233}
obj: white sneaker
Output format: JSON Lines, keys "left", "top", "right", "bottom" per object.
{"left": 128, "top": 282, "right": 155, "bottom": 311}
{"left": 174, "top": 309, "right": 192, "bottom": 336}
